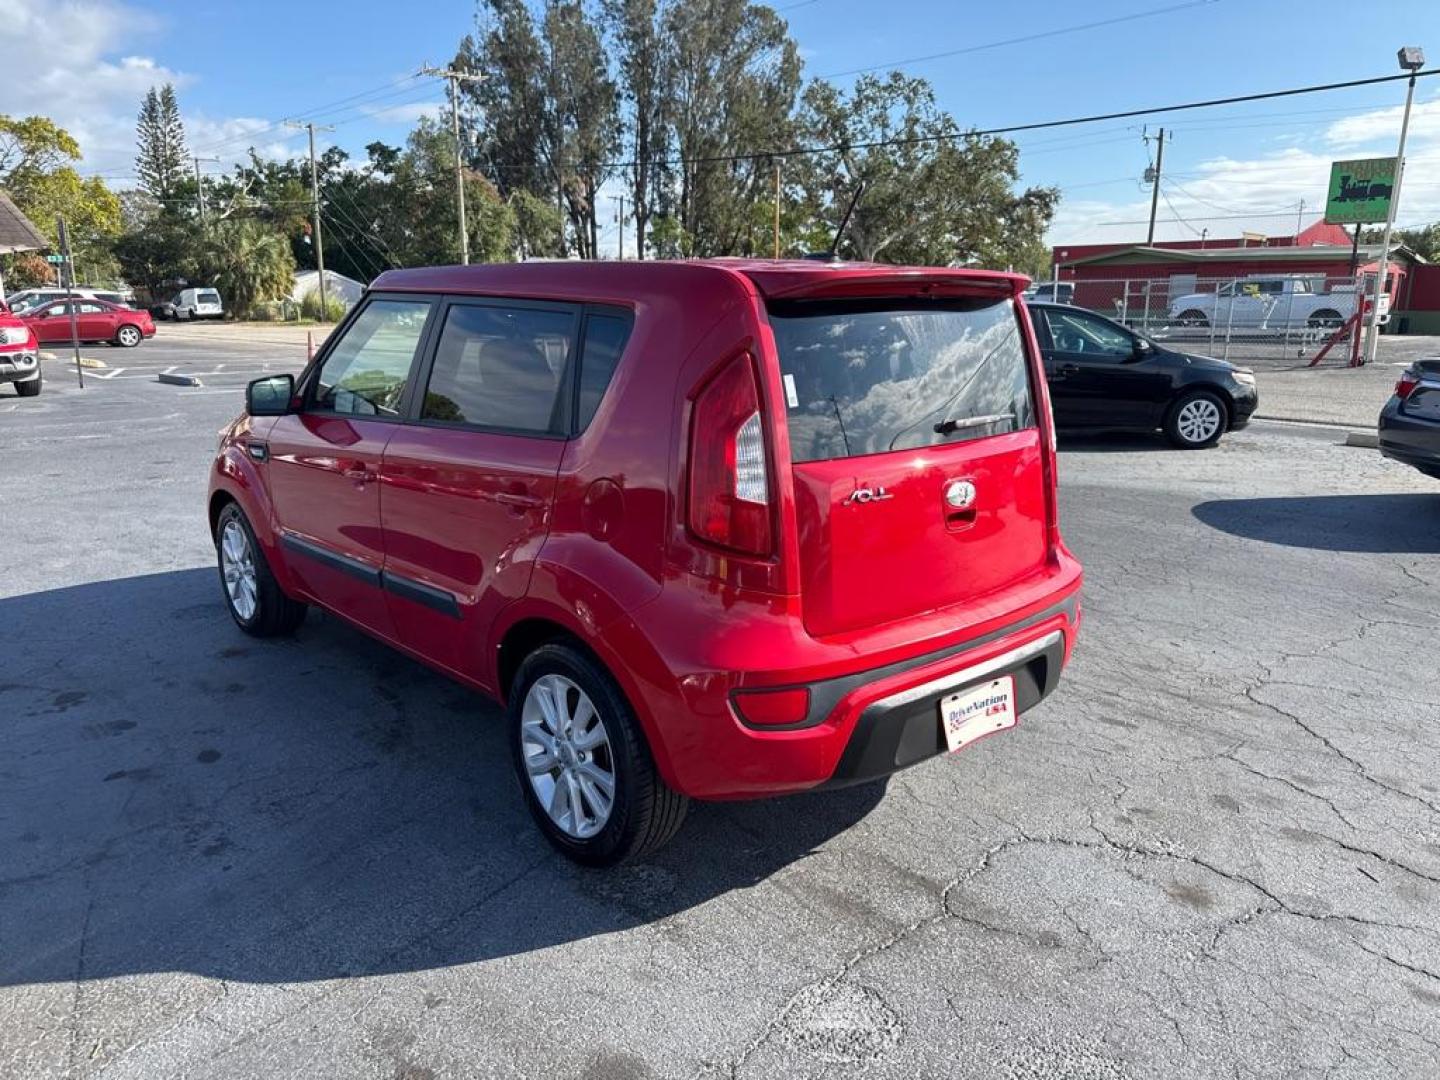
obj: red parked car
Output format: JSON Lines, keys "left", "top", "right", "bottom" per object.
{"left": 209, "top": 260, "right": 1082, "bottom": 864}
{"left": 21, "top": 297, "right": 155, "bottom": 347}
{"left": 0, "top": 308, "right": 41, "bottom": 396}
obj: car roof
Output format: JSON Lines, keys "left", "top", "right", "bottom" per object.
{"left": 371, "top": 259, "right": 1029, "bottom": 307}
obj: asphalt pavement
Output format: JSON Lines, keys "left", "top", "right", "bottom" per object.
{"left": 2, "top": 330, "right": 1438, "bottom": 1078}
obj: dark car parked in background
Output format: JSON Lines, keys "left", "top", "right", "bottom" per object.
{"left": 1379, "top": 359, "right": 1440, "bottom": 479}
{"left": 1027, "top": 301, "right": 1258, "bottom": 449}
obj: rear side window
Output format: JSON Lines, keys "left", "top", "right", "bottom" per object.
{"left": 421, "top": 303, "right": 574, "bottom": 433}
{"left": 768, "top": 297, "right": 1035, "bottom": 463}
{"left": 576, "top": 313, "right": 631, "bottom": 431}
{"left": 313, "top": 298, "right": 432, "bottom": 417}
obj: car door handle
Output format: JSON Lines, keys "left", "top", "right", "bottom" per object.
{"left": 494, "top": 491, "right": 544, "bottom": 509}
{"left": 1058, "top": 363, "right": 1080, "bottom": 376}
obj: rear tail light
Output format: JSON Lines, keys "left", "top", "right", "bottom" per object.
{"left": 1395, "top": 369, "right": 1421, "bottom": 400}
{"left": 732, "top": 687, "right": 810, "bottom": 727}
{"left": 687, "top": 352, "right": 772, "bottom": 555}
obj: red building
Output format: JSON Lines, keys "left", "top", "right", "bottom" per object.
{"left": 1049, "top": 221, "right": 1436, "bottom": 333}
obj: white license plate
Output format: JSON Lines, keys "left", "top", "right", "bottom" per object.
{"left": 940, "top": 675, "right": 1017, "bottom": 753}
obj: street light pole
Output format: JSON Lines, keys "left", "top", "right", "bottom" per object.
{"left": 1364, "top": 46, "right": 1425, "bottom": 366}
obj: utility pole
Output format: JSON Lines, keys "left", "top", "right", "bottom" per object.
{"left": 1295, "top": 198, "right": 1306, "bottom": 238}
{"left": 773, "top": 161, "right": 782, "bottom": 258}
{"left": 612, "top": 195, "right": 625, "bottom": 260}
{"left": 1144, "top": 127, "right": 1165, "bottom": 246}
{"left": 193, "top": 155, "right": 220, "bottom": 224}
{"left": 420, "top": 64, "right": 487, "bottom": 265}
{"left": 1365, "top": 46, "right": 1425, "bottom": 366}
{"left": 285, "top": 120, "right": 335, "bottom": 317}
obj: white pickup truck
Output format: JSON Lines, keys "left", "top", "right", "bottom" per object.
{"left": 1167, "top": 275, "right": 1388, "bottom": 331}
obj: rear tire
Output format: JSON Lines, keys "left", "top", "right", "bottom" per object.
{"left": 14, "top": 373, "right": 41, "bottom": 397}
{"left": 1308, "top": 309, "right": 1343, "bottom": 331}
{"left": 1176, "top": 309, "right": 1209, "bottom": 328}
{"left": 115, "top": 324, "right": 142, "bottom": 348}
{"left": 509, "top": 642, "right": 688, "bottom": 866}
{"left": 1165, "top": 389, "right": 1228, "bottom": 449}
{"left": 215, "top": 503, "right": 306, "bottom": 637}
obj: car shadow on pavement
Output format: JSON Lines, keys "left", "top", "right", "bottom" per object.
{"left": 1058, "top": 433, "right": 1170, "bottom": 454}
{"left": 1193, "top": 493, "right": 1440, "bottom": 554}
{"left": 0, "top": 568, "right": 886, "bottom": 988}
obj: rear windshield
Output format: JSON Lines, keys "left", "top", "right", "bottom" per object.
{"left": 197, "top": 290, "right": 221, "bottom": 304}
{"left": 768, "top": 297, "right": 1035, "bottom": 463}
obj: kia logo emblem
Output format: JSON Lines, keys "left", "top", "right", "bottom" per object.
{"left": 944, "top": 480, "right": 976, "bottom": 509}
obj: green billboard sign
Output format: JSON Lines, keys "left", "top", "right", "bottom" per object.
{"left": 1325, "top": 157, "right": 1396, "bottom": 224}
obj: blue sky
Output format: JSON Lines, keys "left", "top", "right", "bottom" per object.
{"left": 5, "top": 0, "right": 1438, "bottom": 251}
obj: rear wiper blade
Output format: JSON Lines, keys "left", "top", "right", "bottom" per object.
{"left": 933, "top": 413, "right": 1013, "bottom": 435}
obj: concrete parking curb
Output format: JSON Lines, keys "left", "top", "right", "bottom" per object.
{"left": 1253, "top": 412, "right": 1376, "bottom": 430}
{"left": 156, "top": 373, "right": 203, "bottom": 387}
{"left": 1344, "top": 431, "right": 1380, "bottom": 449}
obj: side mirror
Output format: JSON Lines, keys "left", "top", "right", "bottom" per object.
{"left": 1131, "top": 338, "right": 1154, "bottom": 360}
{"left": 247, "top": 374, "right": 296, "bottom": 416}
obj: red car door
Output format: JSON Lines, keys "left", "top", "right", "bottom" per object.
{"left": 26, "top": 302, "right": 69, "bottom": 343}
{"left": 76, "top": 302, "right": 116, "bottom": 341}
{"left": 379, "top": 299, "right": 575, "bottom": 683}
{"left": 265, "top": 296, "right": 436, "bottom": 638}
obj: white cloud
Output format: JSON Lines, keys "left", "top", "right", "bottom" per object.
{"left": 0, "top": 0, "right": 301, "bottom": 181}
{"left": 1046, "top": 90, "right": 1440, "bottom": 245}
{"left": 361, "top": 100, "right": 445, "bottom": 126}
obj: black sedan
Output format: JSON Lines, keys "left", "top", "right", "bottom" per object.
{"left": 1380, "top": 360, "right": 1440, "bottom": 479}
{"left": 1027, "top": 302, "right": 1259, "bottom": 449}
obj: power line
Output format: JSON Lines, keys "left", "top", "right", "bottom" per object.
{"left": 819, "top": 0, "right": 1220, "bottom": 79}
{"left": 481, "top": 66, "right": 1440, "bottom": 174}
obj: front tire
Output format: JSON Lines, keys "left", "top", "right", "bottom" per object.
{"left": 14, "top": 374, "right": 41, "bottom": 397}
{"left": 509, "top": 643, "right": 688, "bottom": 866}
{"left": 1176, "top": 309, "right": 1209, "bottom": 328}
{"left": 215, "top": 503, "right": 306, "bottom": 636}
{"left": 1165, "top": 389, "right": 1228, "bottom": 449}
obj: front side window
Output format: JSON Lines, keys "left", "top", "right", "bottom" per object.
{"left": 312, "top": 298, "right": 432, "bottom": 417}
{"left": 1041, "top": 308, "right": 1135, "bottom": 363}
{"left": 770, "top": 297, "right": 1036, "bottom": 463}
{"left": 421, "top": 303, "right": 574, "bottom": 433}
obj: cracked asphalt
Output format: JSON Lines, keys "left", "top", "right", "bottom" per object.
{"left": 2, "top": 347, "right": 1439, "bottom": 1078}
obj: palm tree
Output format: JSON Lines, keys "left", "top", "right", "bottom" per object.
{"left": 202, "top": 220, "right": 296, "bottom": 317}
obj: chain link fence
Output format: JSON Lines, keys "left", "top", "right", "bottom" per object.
{"left": 1043, "top": 273, "right": 1384, "bottom": 369}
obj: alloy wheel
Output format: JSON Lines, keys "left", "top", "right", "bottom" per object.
{"left": 1176, "top": 397, "right": 1222, "bottom": 444}
{"left": 220, "top": 519, "right": 258, "bottom": 621}
{"left": 520, "top": 674, "right": 616, "bottom": 839}
{"left": 118, "top": 326, "right": 141, "bottom": 347}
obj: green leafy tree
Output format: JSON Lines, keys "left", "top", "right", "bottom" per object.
{"left": 797, "top": 73, "right": 1058, "bottom": 268}
{"left": 199, "top": 219, "right": 297, "bottom": 316}
{"left": 136, "top": 84, "right": 189, "bottom": 203}
{"left": 458, "top": 0, "right": 551, "bottom": 200}
{"left": 602, "top": 0, "right": 672, "bottom": 258}
{"left": 509, "top": 187, "right": 564, "bottom": 259}
{"left": 0, "top": 114, "right": 123, "bottom": 286}
{"left": 661, "top": 0, "right": 801, "bottom": 256}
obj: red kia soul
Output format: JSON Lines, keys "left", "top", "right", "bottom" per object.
{"left": 209, "top": 260, "right": 1082, "bottom": 864}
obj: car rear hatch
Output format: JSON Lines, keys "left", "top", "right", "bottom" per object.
{"left": 762, "top": 279, "right": 1050, "bottom": 638}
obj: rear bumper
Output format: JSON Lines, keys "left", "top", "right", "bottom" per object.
{"left": 1379, "top": 397, "right": 1440, "bottom": 476}
{"left": 609, "top": 562, "right": 1081, "bottom": 800}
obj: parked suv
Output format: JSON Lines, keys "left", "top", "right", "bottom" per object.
{"left": 209, "top": 261, "right": 1082, "bottom": 864}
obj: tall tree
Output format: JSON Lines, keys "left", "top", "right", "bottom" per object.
{"left": 661, "top": 0, "right": 801, "bottom": 256}
{"left": 0, "top": 115, "right": 123, "bottom": 287}
{"left": 797, "top": 73, "right": 1058, "bottom": 269}
{"left": 544, "top": 0, "right": 619, "bottom": 259}
{"left": 603, "top": 0, "right": 671, "bottom": 257}
{"left": 135, "top": 84, "right": 189, "bottom": 204}
{"left": 457, "top": 1, "right": 551, "bottom": 201}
